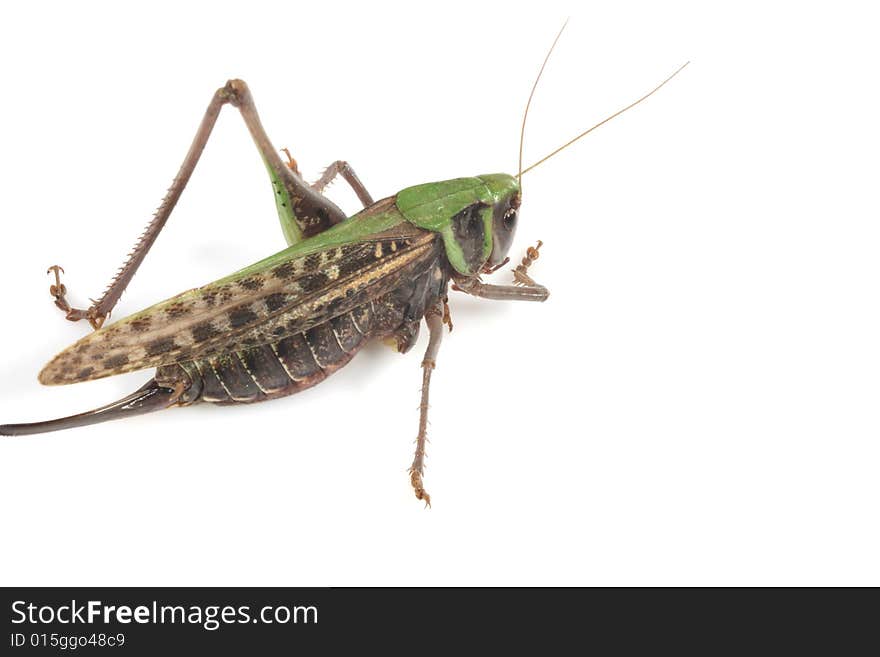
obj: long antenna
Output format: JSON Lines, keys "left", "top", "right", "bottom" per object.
{"left": 520, "top": 61, "right": 690, "bottom": 176}
{"left": 518, "top": 19, "right": 569, "bottom": 185}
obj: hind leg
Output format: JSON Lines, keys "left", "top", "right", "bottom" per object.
{"left": 48, "top": 79, "right": 348, "bottom": 329}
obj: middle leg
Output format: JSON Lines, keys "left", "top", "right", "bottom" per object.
{"left": 311, "top": 160, "right": 375, "bottom": 208}
{"left": 409, "top": 301, "right": 445, "bottom": 507}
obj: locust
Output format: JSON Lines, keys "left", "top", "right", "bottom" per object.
{"left": 0, "top": 27, "right": 687, "bottom": 504}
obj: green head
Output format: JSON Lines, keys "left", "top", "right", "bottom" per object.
{"left": 395, "top": 173, "right": 521, "bottom": 276}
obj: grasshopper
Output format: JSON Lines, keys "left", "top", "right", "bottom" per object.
{"left": 0, "top": 28, "right": 687, "bottom": 504}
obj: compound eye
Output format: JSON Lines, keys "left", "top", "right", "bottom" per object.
{"left": 503, "top": 207, "right": 517, "bottom": 231}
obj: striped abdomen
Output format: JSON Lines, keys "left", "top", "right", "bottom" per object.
{"left": 156, "top": 259, "right": 447, "bottom": 405}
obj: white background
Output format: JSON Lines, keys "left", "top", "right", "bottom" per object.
{"left": 1, "top": 1, "right": 878, "bottom": 586}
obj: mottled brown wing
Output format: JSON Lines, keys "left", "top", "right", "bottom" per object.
{"left": 40, "top": 229, "right": 438, "bottom": 385}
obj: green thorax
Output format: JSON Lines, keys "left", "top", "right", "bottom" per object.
{"left": 396, "top": 174, "right": 519, "bottom": 275}
{"left": 226, "top": 173, "right": 519, "bottom": 284}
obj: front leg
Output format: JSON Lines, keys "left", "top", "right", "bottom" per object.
{"left": 454, "top": 278, "right": 549, "bottom": 301}
{"left": 454, "top": 241, "right": 549, "bottom": 302}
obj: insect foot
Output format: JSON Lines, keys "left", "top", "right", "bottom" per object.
{"left": 47, "top": 265, "right": 67, "bottom": 309}
{"left": 46, "top": 265, "right": 106, "bottom": 330}
{"left": 513, "top": 240, "right": 543, "bottom": 287}
{"left": 280, "top": 147, "right": 301, "bottom": 176}
{"left": 409, "top": 469, "right": 432, "bottom": 509}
